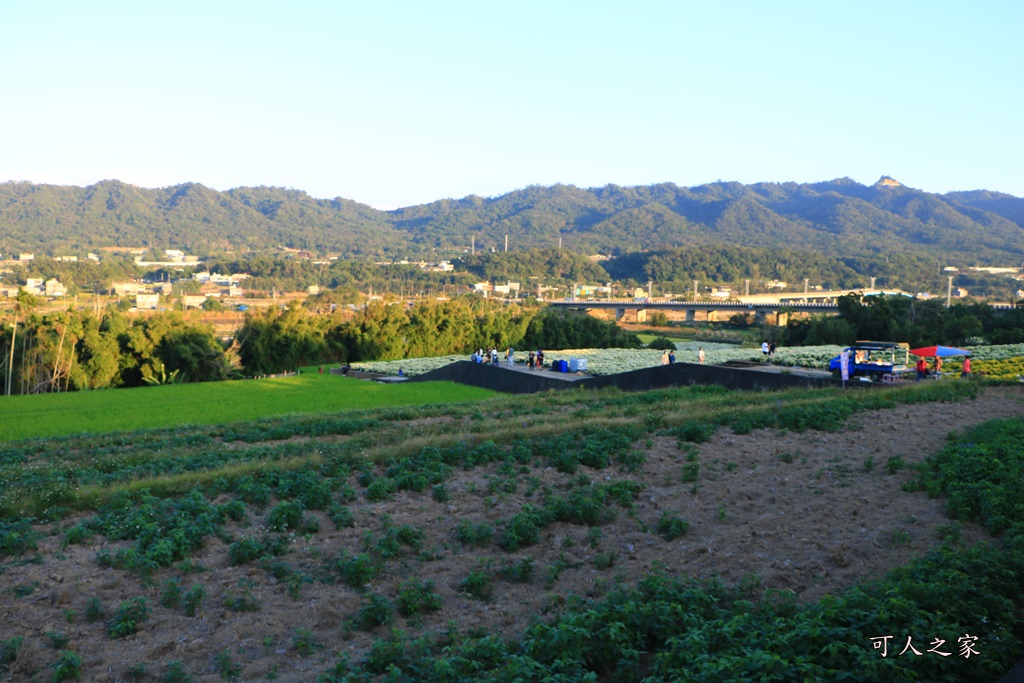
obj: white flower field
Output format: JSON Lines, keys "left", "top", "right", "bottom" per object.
{"left": 350, "top": 342, "right": 1024, "bottom": 377}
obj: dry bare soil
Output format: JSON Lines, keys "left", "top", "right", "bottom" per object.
{"left": 2, "top": 386, "right": 1022, "bottom": 682}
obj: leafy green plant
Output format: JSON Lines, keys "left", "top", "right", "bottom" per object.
{"left": 124, "top": 663, "right": 148, "bottom": 681}
{"left": 885, "top": 456, "right": 906, "bottom": 474}
{"left": 455, "top": 521, "right": 494, "bottom": 547}
{"left": 45, "top": 630, "right": 69, "bottom": 649}
{"left": 355, "top": 593, "right": 392, "bottom": 630}
{"left": 224, "top": 578, "right": 260, "bottom": 612}
{"left": 459, "top": 570, "right": 494, "bottom": 601}
{"left": 109, "top": 597, "right": 149, "bottom": 638}
{"left": 431, "top": 483, "right": 450, "bottom": 502}
{"left": 0, "top": 636, "right": 23, "bottom": 672}
{"left": 396, "top": 578, "right": 442, "bottom": 616}
{"left": 52, "top": 650, "right": 82, "bottom": 681}
{"left": 162, "top": 660, "right": 192, "bottom": 683}
{"left": 327, "top": 503, "right": 354, "bottom": 529}
{"left": 160, "top": 577, "right": 182, "bottom": 608}
{"left": 84, "top": 597, "right": 104, "bottom": 623}
{"left": 183, "top": 584, "right": 205, "bottom": 617}
{"left": 593, "top": 551, "right": 617, "bottom": 570}
{"left": 266, "top": 501, "right": 305, "bottom": 532}
{"left": 291, "top": 628, "right": 323, "bottom": 656}
{"left": 332, "top": 551, "right": 378, "bottom": 588}
{"left": 214, "top": 650, "right": 241, "bottom": 681}
{"left": 656, "top": 513, "right": 689, "bottom": 540}
{"left": 500, "top": 557, "right": 534, "bottom": 583}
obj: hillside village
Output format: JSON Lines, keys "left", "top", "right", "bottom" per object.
{"left": 3, "top": 246, "right": 1024, "bottom": 311}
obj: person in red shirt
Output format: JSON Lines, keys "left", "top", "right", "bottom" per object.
{"left": 961, "top": 357, "right": 972, "bottom": 377}
{"left": 915, "top": 357, "right": 928, "bottom": 381}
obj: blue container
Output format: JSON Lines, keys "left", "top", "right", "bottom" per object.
{"left": 558, "top": 360, "right": 569, "bottom": 372}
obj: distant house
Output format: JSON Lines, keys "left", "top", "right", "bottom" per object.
{"left": 112, "top": 282, "right": 145, "bottom": 296}
{"left": 710, "top": 286, "right": 733, "bottom": 299}
{"left": 153, "top": 282, "right": 173, "bottom": 295}
{"left": 135, "top": 293, "right": 159, "bottom": 310}
{"left": 182, "top": 294, "right": 207, "bottom": 309}
{"left": 45, "top": 279, "right": 67, "bottom": 296}
{"left": 18, "top": 253, "right": 34, "bottom": 262}
{"left": 54, "top": 255, "right": 78, "bottom": 262}
{"left": 24, "top": 278, "right": 44, "bottom": 295}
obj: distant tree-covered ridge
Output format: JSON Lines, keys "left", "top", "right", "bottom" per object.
{"left": 3, "top": 177, "right": 1024, "bottom": 263}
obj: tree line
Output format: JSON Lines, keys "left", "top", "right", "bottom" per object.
{"left": 784, "top": 294, "right": 1024, "bottom": 348}
{"left": 0, "top": 294, "right": 235, "bottom": 395}
{"left": 237, "top": 300, "right": 641, "bottom": 375}
{"left": 0, "top": 298, "right": 640, "bottom": 392}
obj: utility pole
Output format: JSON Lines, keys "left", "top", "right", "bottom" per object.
{"left": 471, "top": 236, "right": 475, "bottom": 256}
{"left": 693, "top": 280, "right": 698, "bottom": 302}
{"left": 946, "top": 275, "right": 953, "bottom": 308}
{"left": 647, "top": 280, "right": 653, "bottom": 300}
{"left": 504, "top": 234, "right": 508, "bottom": 252}
{"left": 870, "top": 276, "right": 877, "bottom": 291}
{"left": 745, "top": 279, "right": 750, "bottom": 296}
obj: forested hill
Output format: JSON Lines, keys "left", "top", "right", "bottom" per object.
{"left": 3, "top": 177, "right": 1024, "bottom": 262}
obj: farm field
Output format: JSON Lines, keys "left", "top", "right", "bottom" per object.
{"left": 1, "top": 381, "right": 1023, "bottom": 681}
{"left": 352, "top": 343, "right": 1024, "bottom": 378}
{"left": 0, "top": 373, "right": 495, "bottom": 443}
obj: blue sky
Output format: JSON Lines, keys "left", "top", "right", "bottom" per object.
{"left": 1, "top": 1, "right": 1021, "bottom": 208}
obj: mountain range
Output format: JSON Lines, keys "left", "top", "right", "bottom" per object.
{"left": 2, "top": 177, "right": 1024, "bottom": 264}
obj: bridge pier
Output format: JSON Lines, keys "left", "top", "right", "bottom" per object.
{"left": 685, "top": 310, "right": 695, "bottom": 322}
{"left": 635, "top": 308, "right": 647, "bottom": 323}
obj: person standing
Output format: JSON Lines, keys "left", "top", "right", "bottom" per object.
{"left": 507, "top": 347, "right": 515, "bottom": 366}
{"left": 528, "top": 350, "right": 536, "bottom": 370}
{"left": 536, "top": 349, "right": 544, "bottom": 369}
{"left": 698, "top": 347, "right": 706, "bottom": 364}
{"left": 933, "top": 356, "right": 943, "bottom": 378}
{"left": 668, "top": 350, "right": 675, "bottom": 364}
{"left": 661, "top": 350, "right": 669, "bottom": 365}
{"left": 761, "top": 340, "right": 769, "bottom": 358}
{"left": 769, "top": 340, "right": 777, "bottom": 359}
{"left": 961, "top": 357, "right": 972, "bottom": 377}
{"left": 491, "top": 348, "right": 499, "bottom": 365}
{"left": 915, "top": 357, "right": 928, "bottom": 381}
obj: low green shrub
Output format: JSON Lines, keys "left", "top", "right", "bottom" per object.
{"left": 396, "top": 578, "right": 442, "bottom": 616}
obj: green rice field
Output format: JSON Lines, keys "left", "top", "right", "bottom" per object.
{"left": 0, "top": 372, "right": 494, "bottom": 442}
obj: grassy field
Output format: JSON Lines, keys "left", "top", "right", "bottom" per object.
{"left": 0, "top": 372, "right": 494, "bottom": 442}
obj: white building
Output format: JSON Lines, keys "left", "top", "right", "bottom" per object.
{"left": 45, "top": 279, "right": 67, "bottom": 296}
